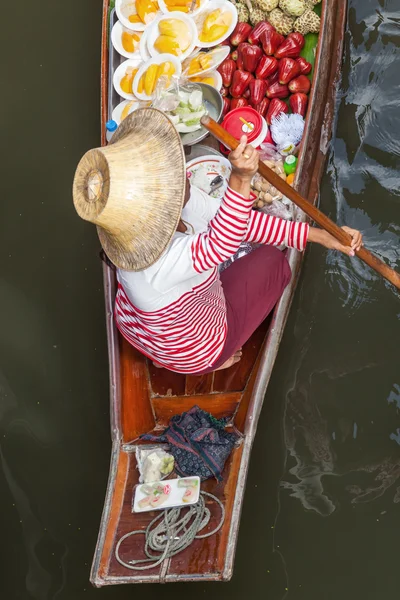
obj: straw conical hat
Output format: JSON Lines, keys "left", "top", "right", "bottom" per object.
{"left": 73, "top": 108, "right": 186, "bottom": 271}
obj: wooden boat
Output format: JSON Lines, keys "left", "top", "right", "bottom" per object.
{"left": 91, "top": 0, "right": 348, "bottom": 586}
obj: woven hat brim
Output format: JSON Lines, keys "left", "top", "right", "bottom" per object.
{"left": 97, "top": 108, "right": 186, "bottom": 272}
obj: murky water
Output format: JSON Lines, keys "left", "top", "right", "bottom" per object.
{"left": 1, "top": 0, "right": 399, "bottom": 598}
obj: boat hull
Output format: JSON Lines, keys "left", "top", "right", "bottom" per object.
{"left": 91, "top": 0, "right": 348, "bottom": 585}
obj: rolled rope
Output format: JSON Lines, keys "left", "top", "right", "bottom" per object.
{"left": 115, "top": 491, "right": 225, "bottom": 571}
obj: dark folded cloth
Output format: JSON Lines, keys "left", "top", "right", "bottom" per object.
{"left": 141, "top": 405, "right": 240, "bottom": 482}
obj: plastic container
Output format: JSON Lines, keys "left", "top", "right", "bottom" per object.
{"left": 220, "top": 107, "right": 268, "bottom": 154}
{"left": 133, "top": 477, "right": 201, "bottom": 513}
{"left": 283, "top": 155, "right": 298, "bottom": 175}
{"left": 132, "top": 53, "right": 182, "bottom": 101}
{"left": 146, "top": 13, "right": 199, "bottom": 61}
{"left": 111, "top": 20, "right": 143, "bottom": 60}
{"left": 194, "top": 0, "right": 237, "bottom": 49}
{"left": 106, "top": 119, "right": 118, "bottom": 142}
{"left": 115, "top": 0, "right": 161, "bottom": 32}
{"left": 158, "top": 0, "right": 209, "bottom": 18}
{"left": 113, "top": 57, "right": 144, "bottom": 100}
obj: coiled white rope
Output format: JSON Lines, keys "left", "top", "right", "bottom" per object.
{"left": 115, "top": 491, "right": 225, "bottom": 571}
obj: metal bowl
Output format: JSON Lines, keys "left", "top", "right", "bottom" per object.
{"left": 180, "top": 83, "right": 223, "bottom": 147}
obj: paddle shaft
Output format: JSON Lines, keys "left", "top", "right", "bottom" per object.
{"left": 200, "top": 115, "right": 400, "bottom": 290}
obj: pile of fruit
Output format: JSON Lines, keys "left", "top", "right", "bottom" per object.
{"left": 231, "top": 0, "right": 321, "bottom": 33}
{"left": 217, "top": 15, "right": 318, "bottom": 122}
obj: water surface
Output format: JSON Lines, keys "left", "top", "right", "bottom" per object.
{"left": 1, "top": 0, "right": 399, "bottom": 598}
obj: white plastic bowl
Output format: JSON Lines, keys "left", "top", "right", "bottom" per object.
{"left": 146, "top": 13, "right": 198, "bottom": 62}
{"left": 113, "top": 57, "right": 144, "bottom": 100}
{"left": 188, "top": 69, "right": 222, "bottom": 90}
{"left": 195, "top": 0, "right": 237, "bottom": 49}
{"left": 115, "top": 0, "right": 161, "bottom": 32}
{"left": 112, "top": 99, "right": 151, "bottom": 125}
{"left": 111, "top": 20, "right": 143, "bottom": 59}
{"left": 132, "top": 53, "right": 182, "bottom": 101}
{"left": 182, "top": 45, "right": 229, "bottom": 77}
{"left": 158, "top": 0, "right": 209, "bottom": 19}
{"left": 139, "top": 27, "right": 152, "bottom": 60}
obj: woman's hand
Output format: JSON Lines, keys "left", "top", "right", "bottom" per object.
{"left": 308, "top": 226, "right": 363, "bottom": 256}
{"left": 229, "top": 135, "right": 259, "bottom": 182}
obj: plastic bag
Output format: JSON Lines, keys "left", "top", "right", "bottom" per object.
{"left": 259, "top": 143, "right": 282, "bottom": 163}
{"left": 135, "top": 446, "right": 175, "bottom": 484}
{"left": 260, "top": 199, "right": 293, "bottom": 221}
{"left": 152, "top": 77, "right": 207, "bottom": 133}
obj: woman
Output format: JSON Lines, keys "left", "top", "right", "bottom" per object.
{"left": 73, "top": 110, "right": 362, "bottom": 375}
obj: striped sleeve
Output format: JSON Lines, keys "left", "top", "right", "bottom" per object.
{"left": 244, "top": 211, "right": 309, "bottom": 251}
{"left": 190, "top": 186, "right": 253, "bottom": 273}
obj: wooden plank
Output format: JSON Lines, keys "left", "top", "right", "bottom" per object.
{"left": 98, "top": 449, "right": 129, "bottom": 580}
{"left": 119, "top": 337, "right": 154, "bottom": 442}
{"left": 148, "top": 363, "right": 186, "bottom": 397}
{"left": 107, "top": 453, "right": 165, "bottom": 580}
{"left": 152, "top": 393, "right": 242, "bottom": 428}
{"left": 213, "top": 316, "right": 270, "bottom": 393}
{"left": 165, "top": 446, "right": 243, "bottom": 577}
{"left": 185, "top": 373, "right": 214, "bottom": 395}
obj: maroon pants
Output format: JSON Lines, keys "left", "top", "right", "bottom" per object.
{"left": 194, "top": 245, "right": 292, "bottom": 375}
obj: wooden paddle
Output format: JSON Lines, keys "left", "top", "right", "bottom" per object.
{"left": 200, "top": 115, "right": 400, "bottom": 291}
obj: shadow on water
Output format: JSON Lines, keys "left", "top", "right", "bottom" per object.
{"left": 0, "top": 0, "right": 399, "bottom": 599}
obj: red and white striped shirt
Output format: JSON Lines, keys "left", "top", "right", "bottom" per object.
{"left": 115, "top": 185, "right": 309, "bottom": 374}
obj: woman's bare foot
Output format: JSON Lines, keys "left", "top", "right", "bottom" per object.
{"left": 215, "top": 348, "right": 242, "bottom": 371}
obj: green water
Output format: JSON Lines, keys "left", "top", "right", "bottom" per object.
{"left": 1, "top": 0, "right": 399, "bottom": 598}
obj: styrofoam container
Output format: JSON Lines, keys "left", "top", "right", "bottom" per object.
{"left": 113, "top": 57, "right": 144, "bottom": 100}
{"left": 188, "top": 69, "right": 222, "bottom": 90}
{"left": 112, "top": 99, "right": 151, "bottom": 125}
{"left": 182, "top": 45, "right": 229, "bottom": 77}
{"left": 116, "top": 0, "right": 161, "bottom": 31}
{"left": 158, "top": 0, "right": 209, "bottom": 18}
{"left": 146, "top": 13, "right": 198, "bottom": 61}
{"left": 133, "top": 477, "right": 200, "bottom": 512}
{"left": 195, "top": 0, "right": 237, "bottom": 49}
{"left": 111, "top": 20, "right": 143, "bottom": 59}
{"left": 133, "top": 53, "right": 182, "bottom": 100}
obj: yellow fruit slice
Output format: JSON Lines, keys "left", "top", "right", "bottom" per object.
{"left": 202, "top": 9, "right": 221, "bottom": 34}
{"left": 121, "top": 31, "right": 140, "bottom": 53}
{"left": 137, "top": 74, "right": 145, "bottom": 94}
{"left": 158, "top": 61, "right": 176, "bottom": 77}
{"left": 120, "top": 67, "right": 138, "bottom": 94}
{"left": 128, "top": 14, "right": 142, "bottom": 23}
{"left": 136, "top": 0, "right": 158, "bottom": 24}
{"left": 198, "top": 53, "right": 211, "bottom": 69}
{"left": 121, "top": 101, "right": 135, "bottom": 121}
{"left": 154, "top": 35, "right": 180, "bottom": 55}
{"left": 144, "top": 64, "right": 159, "bottom": 96}
{"left": 158, "top": 18, "right": 187, "bottom": 38}
{"left": 199, "top": 24, "right": 228, "bottom": 43}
